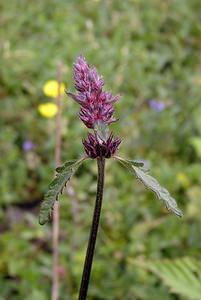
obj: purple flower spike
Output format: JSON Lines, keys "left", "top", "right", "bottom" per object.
{"left": 67, "top": 55, "right": 120, "bottom": 129}
{"left": 83, "top": 133, "right": 121, "bottom": 159}
{"left": 67, "top": 55, "right": 121, "bottom": 158}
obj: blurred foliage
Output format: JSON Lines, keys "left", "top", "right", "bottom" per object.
{"left": 131, "top": 257, "right": 201, "bottom": 299}
{"left": 1, "top": 0, "right": 201, "bottom": 299}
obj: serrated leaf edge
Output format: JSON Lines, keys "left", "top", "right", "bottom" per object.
{"left": 114, "top": 156, "right": 183, "bottom": 217}
{"left": 39, "top": 156, "right": 87, "bottom": 225}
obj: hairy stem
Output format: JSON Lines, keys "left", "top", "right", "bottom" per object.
{"left": 52, "top": 62, "right": 63, "bottom": 300}
{"left": 78, "top": 157, "right": 105, "bottom": 300}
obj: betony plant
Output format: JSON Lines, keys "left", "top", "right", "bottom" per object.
{"left": 39, "top": 56, "right": 183, "bottom": 300}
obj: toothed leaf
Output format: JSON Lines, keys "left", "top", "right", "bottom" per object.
{"left": 115, "top": 156, "right": 183, "bottom": 217}
{"left": 125, "top": 159, "right": 150, "bottom": 172}
{"left": 55, "top": 160, "right": 77, "bottom": 173}
{"left": 39, "top": 158, "right": 85, "bottom": 225}
{"left": 133, "top": 166, "right": 183, "bottom": 217}
{"left": 147, "top": 257, "right": 201, "bottom": 300}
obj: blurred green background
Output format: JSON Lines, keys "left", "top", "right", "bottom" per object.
{"left": 1, "top": 0, "right": 201, "bottom": 299}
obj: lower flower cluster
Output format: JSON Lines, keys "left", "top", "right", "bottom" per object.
{"left": 83, "top": 133, "right": 121, "bottom": 159}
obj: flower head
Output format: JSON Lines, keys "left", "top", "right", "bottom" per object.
{"left": 67, "top": 56, "right": 120, "bottom": 129}
{"left": 149, "top": 99, "right": 166, "bottom": 112}
{"left": 38, "top": 103, "right": 58, "bottom": 118}
{"left": 68, "top": 55, "right": 121, "bottom": 158}
{"left": 83, "top": 133, "right": 121, "bottom": 158}
{"left": 23, "top": 140, "right": 34, "bottom": 152}
{"left": 43, "top": 80, "right": 65, "bottom": 98}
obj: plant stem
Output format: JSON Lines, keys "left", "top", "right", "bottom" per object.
{"left": 52, "top": 62, "right": 63, "bottom": 300}
{"left": 78, "top": 157, "right": 105, "bottom": 300}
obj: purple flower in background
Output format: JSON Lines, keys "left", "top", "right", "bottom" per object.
{"left": 67, "top": 55, "right": 120, "bottom": 129}
{"left": 83, "top": 133, "right": 121, "bottom": 159}
{"left": 23, "top": 140, "right": 34, "bottom": 152}
{"left": 149, "top": 99, "right": 166, "bottom": 112}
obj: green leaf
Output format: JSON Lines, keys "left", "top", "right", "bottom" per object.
{"left": 124, "top": 158, "right": 150, "bottom": 172}
{"left": 114, "top": 156, "right": 183, "bottom": 217}
{"left": 132, "top": 166, "right": 183, "bottom": 216}
{"left": 39, "top": 157, "right": 86, "bottom": 225}
{"left": 55, "top": 160, "right": 77, "bottom": 173}
{"left": 114, "top": 156, "right": 150, "bottom": 172}
{"left": 146, "top": 257, "right": 201, "bottom": 300}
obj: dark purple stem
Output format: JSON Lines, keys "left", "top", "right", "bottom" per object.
{"left": 78, "top": 157, "right": 105, "bottom": 300}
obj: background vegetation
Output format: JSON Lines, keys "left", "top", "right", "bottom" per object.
{"left": 1, "top": 0, "right": 201, "bottom": 299}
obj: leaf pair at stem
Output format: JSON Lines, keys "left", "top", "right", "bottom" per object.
{"left": 39, "top": 155, "right": 182, "bottom": 225}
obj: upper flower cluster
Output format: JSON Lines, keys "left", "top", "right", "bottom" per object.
{"left": 67, "top": 55, "right": 120, "bottom": 129}
{"left": 67, "top": 55, "right": 121, "bottom": 159}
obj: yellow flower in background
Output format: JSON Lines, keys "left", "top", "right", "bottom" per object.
{"left": 43, "top": 80, "right": 66, "bottom": 98}
{"left": 176, "top": 172, "right": 190, "bottom": 189}
{"left": 38, "top": 103, "right": 58, "bottom": 118}
{"left": 196, "top": 77, "right": 201, "bottom": 85}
